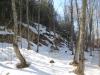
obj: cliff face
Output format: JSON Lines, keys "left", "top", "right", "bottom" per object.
{"left": 0, "top": 23, "right": 54, "bottom": 45}
{"left": 0, "top": 31, "right": 14, "bottom": 43}
{"left": 0, "top": 23, "right": 64, "bottom": 48}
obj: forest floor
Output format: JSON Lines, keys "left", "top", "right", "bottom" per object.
{"left": 0, "top": 38, "right": 100, "bottom": 75}
{"left": 0, "top": 23, "right": 100, "bottom": 75}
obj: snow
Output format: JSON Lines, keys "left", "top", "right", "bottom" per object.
{"left": 84, "top": 50, "right": 100, "bottom": 75}
{"left": 21, "top": 22, "right": 47, "bottom": 35}
{"left": 0, "top": 24, "right": 100, "bottom": 75}
{"left": 0, "top": 31, "right": 14, "bottom": 35}
{"left": 0, "top": 38, "right": 100, "bottom": 75}
{"left": 21, "top": 22, "right": 60, "bottom": 43}
{"left": 0, "top": 39, "right": 76, "bottom": 75}
{"left": 21, "top": 23, "right": 38, "bottom": 34}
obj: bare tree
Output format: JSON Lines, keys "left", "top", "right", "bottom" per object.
{"left": 70, "top": 0, "right": 74, "bottom": 55}
{"left": 19, "top": 0, "right": 22, "bottom": 48}
{"left": 96, "top": 10, "right": 100, "bottom": 66}
{"left": 26, "top": 0, "right": 31, "bottom": 50}
{"left": 73, "top": 0, "right": 80, "bottom": 65}
{"left": 11, "top": 0, "right": 28, "bottom": 68}
{"left": 88, "top": 0, "right": 95, "bottom": 56}
{"left": 75, "top": 0, "right": 87, "bottom": 75}
{"left": 36, "top": 0, "right": 41, "bottom": 53}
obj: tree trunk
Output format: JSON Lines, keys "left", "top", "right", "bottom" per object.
{"left": 88, "top": 0, "right": 94, "bottom": 56}
{"left": 36, "top": 0, "right": 41, "bottom": 53}
{"left": 19, "top": 0, "right": 22, "bottom": 48}
{"left": 89, "top": 18, "right": 93, "bottom": 56}
{"left": 70, "top": 0, "right": 74, "bottom": 55}
{"left": 26, "top": 0, "right": 31, "bottom": 50}
{"left": 73, "top": 0, "right": 80, "bottom": 65}
{"left": 11, "top": 0, "right": 28, "bottom": 68}
{"left": 96, "top": 15, "right": 100, "bottom": 66}
{"left": 75, "top": 0, "right": 87, "bottom": 75}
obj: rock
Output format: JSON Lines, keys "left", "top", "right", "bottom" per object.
{"left": 50, "top": 60, "right": 55, "bottom": 63}
{"left": 65, "top": 51, "right": 67, "bottom": 53}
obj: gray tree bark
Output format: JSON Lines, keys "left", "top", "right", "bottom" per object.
{"left": 37, "top": 0, "right": 41, "bottom": 53}
{"left": 11, "top": 0, "right": 28, "bottom": 68}
{"left": 73, "top": 0, "right": 80, "bottom": 65}
{"left": 19, "top": 0, "right": 22, "bottom": 48}
{"left": 70, "top": 0, "right": 74, "bottom": 55}
{"left": 96, "top": 14, "right": 100, "bottom": 66}
{"left": 75, "top": 0, "right": 87, "bottom": 75}
{"left": 26, "top": 0, "right": 31, "bottom": 50}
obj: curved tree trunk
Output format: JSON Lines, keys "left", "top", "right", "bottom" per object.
{"left": 11, "top": 0, "right": 28, "bottom": 68}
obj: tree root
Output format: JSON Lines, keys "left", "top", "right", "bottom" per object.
{"left": 16, "top": 63, "right": 30, "bottom": 68}
{"left": 70, "top": 61, "right": 79, "bottom": 66}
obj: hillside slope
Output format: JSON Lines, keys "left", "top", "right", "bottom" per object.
{"left": 0, "top": 23, "right": 100, "bottom": 75}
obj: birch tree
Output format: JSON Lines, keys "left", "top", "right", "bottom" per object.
{"left": 11, "top": 0, "right": 28, "bottom": 68}
{"left": 73, "top": 0, "right": 80, "bottom": 65}
{"left": 75, "top": 0, "right": 87, "bottom": 75}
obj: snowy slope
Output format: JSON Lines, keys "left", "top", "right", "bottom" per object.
{"left": 0, "top": 23, "right": 100, "bottom": 75}
{"left": 0, "top": 31, "right": 14, "bottom": 35}
{"left": 0, "top": 38, "right": 100, "bottom": 75}
{"left": 21, "top": 22, "right": 60, "bottom": 43}
{"left": 0, "top": 39, "right": 76, "bottom": 75}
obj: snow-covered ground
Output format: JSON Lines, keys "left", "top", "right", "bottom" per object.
{"left": 0, "top": 39, "right": 76, "bottom": 75}
{"left": 0, "top": 24, "right": 100, "bottom": 75}
{"left": 0, "top": 38, "right": 100, "bottom": 75}
{"left": 0, "top": 31, "right": 14, "bottom": 35}
{"left": 21, "top": 22, "right": 59, "bottom": 42}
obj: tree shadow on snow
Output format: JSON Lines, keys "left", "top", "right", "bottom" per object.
{"left": 22, "top": 64, "right": 51, "bottom": 75}
{"left": 0, "top": 63, "right": 13, "bottom": 69}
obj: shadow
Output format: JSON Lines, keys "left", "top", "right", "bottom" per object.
{"left": 0, "top": 63, "right": 13, "bottom": 69}
{"left": 86, "top": 64, "right": 99, "bottom": 69}
{"left": 0, "top": 62, "right": 51, "bottom": 75}
{"left": 37, "top": 49, "right": 68, "bottom": 60}
{"left": 22, "top": 64, "right": 51, "bottom": 75}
